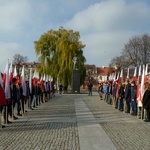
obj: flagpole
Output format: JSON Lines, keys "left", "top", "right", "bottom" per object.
{"left": 6, "top": 60, "right": 9, "bottom": 125}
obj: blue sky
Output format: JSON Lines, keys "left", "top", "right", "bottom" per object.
{"left": 0, "top": 0, "right": 150, "bottom": 72}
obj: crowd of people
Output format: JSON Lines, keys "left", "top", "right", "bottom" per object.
{"left": 98, "top": 79, "right": 150, "bottom": 122}
{"left": 0, "top": 77, "right": 56, "bottom": 128}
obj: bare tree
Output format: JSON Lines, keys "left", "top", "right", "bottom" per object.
{"left": 109, "top": 33, "right": 150, "bottom": 68}
{"left": 109, "top": 55, "right": 128, "bottom": 71}
{"left": 139, "top": 34, "right": 150, "bottom": 65}
{"left": 12, "top": 54, "right": 28, "bottom": 76}
{"left": 13, "top": 54, "right": 28, "bottom": 65}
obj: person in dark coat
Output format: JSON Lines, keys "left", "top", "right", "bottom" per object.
{"left": 142, "top": 82, "right": 150, "bottom": 122}
{"left": 130, "top": 81, "right": 137, "bottom": 115}
{"left": 10, "top": 78, "right": 18, "bottom": 120}
{"left": 87, "top": 81, "right": 93, "bottom": 96}
{"left": 124, "top": 79, "right": 131, "bottom": 113}
{"left": 118, "top": 83, "right": 125, "bottom": 111}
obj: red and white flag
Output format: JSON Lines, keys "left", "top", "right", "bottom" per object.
{"left": 137, "top": 65, "right": 141, "bottom": 85}
{"left": 132, "top": 67, "right": 137, "bottom": 82}
{"left": 13, "top": 65, "right": 18, "bottom": 79}
{"left": 2, "top": 64, "right": 7, "bottom": 84}
{"left": 126, "top": 68, "right": 129, "bottom": 80}
{"left": 144, "top": 63, "right": 148, "bottom": 83}
{"left": 29, "top": 68, "right": 32, "bottom": 94}
{"left": 9, "top": 62, "right": 13, "bottom": 83}
{"left": 33, "top": 70, "right": 39, "bottom": 86}
{"left": 115, "top": 72, "right": 120, "bottom": 82}
{"left": 5, "top": 63, "right": 11, "bottom": 104}
{"left": 140, "top": 65, "right": 145, "bottom": 101}
{"left": 13, "top": 65, "right": 18, "bottom": 86}
{"left": 136, "top": 66, "right": 141, "bottom": 103}
{"left": 0, "top": 72, "right": 5, "bottom": 107}
{"left": 20, "top": 66, "right": 26, "bottom": 96}
{"left": 118, "top": 69, "right": 123, "bottom": 84}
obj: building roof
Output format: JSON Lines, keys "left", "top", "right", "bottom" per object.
{"left": 97, "top": 67, "right": 117, "bottom": 76}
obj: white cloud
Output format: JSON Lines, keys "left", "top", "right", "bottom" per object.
{"left": 0, "top": 0, "right": 32, "bottom": 35}
{"left": 64, "top": 0, "right": 150, "bottom": 66}
{"left": 0, "top": 42, "right": 36, "bottom": 72}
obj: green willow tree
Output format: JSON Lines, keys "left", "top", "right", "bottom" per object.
{"left": 34, "top": 27, "right": 86, "bottom": 87}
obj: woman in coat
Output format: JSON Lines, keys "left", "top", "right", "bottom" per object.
{"left": 142, "top": 82, "right": 150, "bottom": 122}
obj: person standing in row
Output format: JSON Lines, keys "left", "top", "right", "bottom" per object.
{"left": 130, "top": 81, "right": 137, "bottom": 115}
{"left": 124, "top": 79, "right": 131, "bottom": 113}
{"left": 142, "top": 82, "right": 150, "bottom": 122}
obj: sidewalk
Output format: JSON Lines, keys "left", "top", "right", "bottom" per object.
{"left": 0, "top": 93, "right": 150, "bottom": 150}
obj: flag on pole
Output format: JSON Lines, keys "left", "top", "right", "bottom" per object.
{"left": 13, "top": 65, "right": 18, "bottom": 79}
{"left": 137, "top": 65, "right": 141, "bottom": 85}
{"left": 2, "top": 64, "right": 7, "bottom": 84}
{"left": 0, "top": 72, "right": 5, "bottom": 107}
{"left": 29, "top": 68, "right": 32, "bottom": 94}
{"left": 5, "top": 63, "right": 11, "bottom": 104}
{"left": 126, "top": 68, "right": 129, "bottom": 80}
{"left": 140, "top": 65, "right": 145, "bottom": 101}
{"left": 136, "top": 65, "right": 141, "bottom": 104}
{"left": 13, "top": 65, "right": 18, "bottom": 86}
{"left": 132, "top": 67, "right": 137, "bottom": 82}
{"left": 115, "top": 72, "right": 120, "bottom": 82}
{"left": 113, "top": 72, "right": 116, "bottom": 82}
{"left": 20, "top": 66, "right": 26, "bottom": 96}
{"left": 144, "top": 63, "right": 148, "bottom": 83}
{"left": 9, "top": 62, "right": 13, "bottom": 83}
{"left": 118, "top": 69, "right": 123, "bottom": 84}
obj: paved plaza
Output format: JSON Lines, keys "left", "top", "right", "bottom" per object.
{"left": 0, "top": 92, "right": 150, "bottom": 150}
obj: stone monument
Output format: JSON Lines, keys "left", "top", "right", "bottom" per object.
{"left": 71, "top": 54, "right": 80, "bottom": 93}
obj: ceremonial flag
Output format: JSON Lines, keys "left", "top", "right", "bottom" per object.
{"left": 13, "top": 66, "right": 18, "bottom": 79}
{"left": 2, "top": 64, "right": 7, "bottom": 84}
{"left": 115, "top": 72, "right": 120, "bottom": 82}
{"left": 5, "top": 63, "right": 11, "bottom": 104}
{"left": 13, "top": 65, "right": 18, "bottom": 86}
{"left": 126, "top": 68, "right": 129, "bottom": 80}
{"left": 33, "top": 70, "right": 39, "bottom": 85}
{"left": 132, "top": 67, "right": 137, "bottom": 82}
{"left": 113, "top": 72, "right": 116, "bottom": 82}
{"left": 137, "top": 65, "right": 141, "bottom": 85}
{"left": 9, "top": 62, "right": 13, "bottom": 83}
{"left": 144, "top": 63, "right": 148, "bottom": 83}
{"left": 29, "top": 68, "right": 32, "bottom": 94}
{"left": 140, "top": 65, "right": 145, "bottom": 100}
{"left": 20, "top": 66, "right": 26, "bottom": 96}
{"left": 136, "top": 66, "right": 141, "bottom": 103}
{"left": 118, "top": 69, "right": 123, "bottom": 84}
{"left": 0, "top": 72, "right": 5, "bottom": 107}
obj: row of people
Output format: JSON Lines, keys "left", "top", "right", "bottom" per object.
{"left": 0, "top": 78, "right": 56, "bottom": 128}
{"left": 98, "top": 80, "right": 150, "bottom": 122}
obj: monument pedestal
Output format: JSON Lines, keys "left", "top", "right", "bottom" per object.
{"left": 71, "top": 70, "right": 80, "bottom": 94}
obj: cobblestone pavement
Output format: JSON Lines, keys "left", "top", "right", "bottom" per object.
{"left": 83, "top": 94, "right": 150, "bottom": 150}
{"left": 0, "top": 94, "right": 80, "bottom": 150}
{"left": 1, "top": 93, "right": 150, "bottom": 150}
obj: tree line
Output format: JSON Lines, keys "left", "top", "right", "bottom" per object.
{"left": 109, "top": 33, "right": 150, "bottom": 71}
